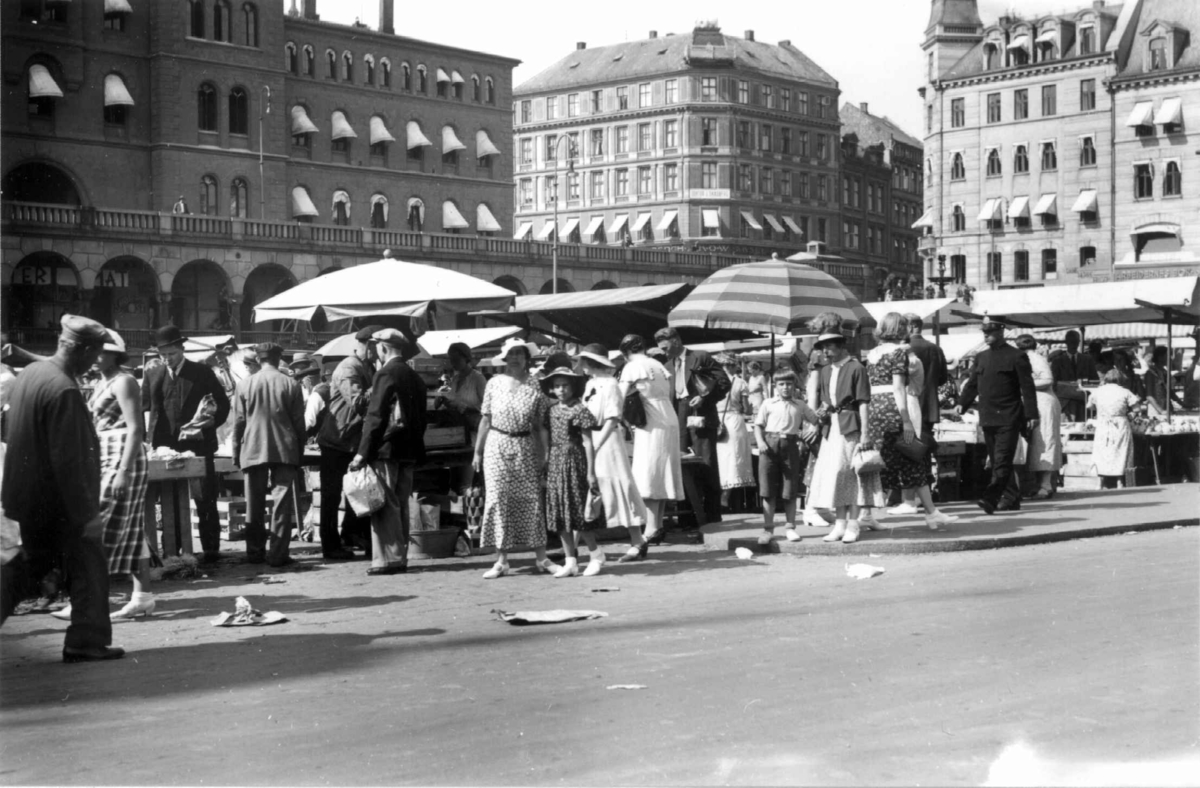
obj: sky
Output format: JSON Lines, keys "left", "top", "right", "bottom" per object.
{"left": 312, "top": 0, "right": 1067, "bottom": 137}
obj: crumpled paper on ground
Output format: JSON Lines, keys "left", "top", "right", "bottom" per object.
{"left": 210, "top": 596, "right": 288, "bottom": 627}
{"left": 845, "top": 563, "right": 885, "bottom": 580}
{"left": 493, "top": 609, "right": 608, "bottom": 626}
{"left": 734, "top": 547, "right": 754, "bottom": 559}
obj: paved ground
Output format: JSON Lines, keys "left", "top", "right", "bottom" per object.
{"left": 1, "top": 508, "right": 1197, "bottom": 786}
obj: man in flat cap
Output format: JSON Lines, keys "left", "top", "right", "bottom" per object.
{"left": 349, "top": 328, "right": 426, "bottom": 575}
{"left": 232, "top": 343, "right": 306, "bottom": 566}
{"left": 3, "top": 315, "right": 125, "bottom": 662}
{"left": 143, "top": 324, "right": 231, "bottom": 563}
{"left": 959, "top": 317, "right": 1038, "bottom": 514}
{"left": 315, "top": 325, "right": 382, "bottom": 559}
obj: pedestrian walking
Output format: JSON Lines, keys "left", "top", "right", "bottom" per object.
{"left": 753, "top": 369, "right": 820, "bottom": 544}
{"left": 350, "top": 329, "right": 426, "bottom": 576}
{"left": 577, "top": 343, "right": 649, "bottom": 562}
{"left": 715, "top": 352, "right": 756, "bottom": 508}
{"left": 888, "top": 313, "right": 949, "bottom": 515}
{"left": 1015, "top": 335, "right": 1062, "bottom": 499}
{"left": 1090, "top": 369, "right": 1144, "bottom": 488}
{"left": 540, "top": 355, "right": 602, "bottom": 578}
{"left": 2, "top": 315, "right": 125, "bottom": 662}
{"left": 143, "top": 324, "right": 231, "bottom": 563}
{"left": 959, "top": 317, "right": 1039, "bottom": 514}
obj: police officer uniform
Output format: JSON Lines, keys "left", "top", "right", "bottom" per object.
{"left": 959, "top": 317, "right": 1038, "bottom": 513}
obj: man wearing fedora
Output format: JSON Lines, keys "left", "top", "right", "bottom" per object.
{"left": 143, "top": 324, "right": 231, "bottom": 563}
{"left": 232, "top": 343, "right": 306, "bottom": 566}
{"left": 349, "top": 329, "right": 426, "bottom": 575}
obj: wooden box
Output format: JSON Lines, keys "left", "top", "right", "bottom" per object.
{"left": 147, "top": 456, "right": 207, "bottom": 480}
{"left": 425, "top": 425, "right": 468, "bottom": 450}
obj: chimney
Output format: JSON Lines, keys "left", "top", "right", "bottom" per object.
{"left": 778, "top": 39, "right": 791, "bottom": 47}
{"left": 860, "top": 102, "right": 869, "bottom": 114}
{"left": 649, "top": 30, "right": 657, "bottom": 38}
{"left": 1092, "top": 0, "right": 1105, "bottom": 8}
{"left": 744, "top": 29, "right": 755, "bottom": 41}
{"left": 303, "top": 0, "right": 318, "bottom": 19}
{"left": 576, "top": 41, "right": 587, "bottom": 50}
{"left": 379, "top": 0, "right": 394, "bottom": 34}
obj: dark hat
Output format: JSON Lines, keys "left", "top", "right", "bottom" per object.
{"left": 59, "top": 314, "right": 110, "bottom": 346}
{"left": 446, "top": 342, "right": 473, "bottom": 363}
{"left": 539, "top": 361, "right": 586, "bottom": 399}
{"left": 291, "top": 360, "right": 320, "bottom": 379}
{"left": 980, "top": 315, "right": 1007, "bottom": 333}
{"left": 255, "top": 342, "right": 284, "bottom": 360}
{"left": 354, "top": 324, "right": 386, "bottom": 342}
{"left": 153, "top": 324, "right": 188, "bottom": 349}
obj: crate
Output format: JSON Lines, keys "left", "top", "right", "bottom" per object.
{"left": 425, "top": 425, "right": 469, "bottom": 450}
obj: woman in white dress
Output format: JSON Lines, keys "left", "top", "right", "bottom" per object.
{"left": 1091, "top": 369, "right": 1143, "bottom": 488}
{"left": 618, "top": 334, "right": 683, "bottom": 545}
{"left": 1015, "top": 335, "right": 1062, "bottom": 498}
{"left": 577, "top": 344, "right": 650, "bottom": 562}
{"left": 714, "top": 353, "right": 756, "bottom": 508}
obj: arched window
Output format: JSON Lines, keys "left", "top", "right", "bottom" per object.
{"left": 285, "top": 43, "right": 298, "bottom": 74}
{"left": 951, "top": 205, "right": 966, "bottom": 231}
{"left": 401, "top": 63, "right": 411, "bottom": 90}
{"left": 303, "top": 45, "right": 315, "bottom": 76}
{"left": 200, "top": 175, "right": 218, "bottom": 215}
{"left": 381, "top": 58, "right": 392, "bottom": 88}
{"left": 1149, "top": 37, "right": 1167, "bottom": 70}
{"left": 228, "top": 87, "right": 248, "bottom": 135}
{"left": 472, "top": 75, "right": 481, "bottom": 102}
{"left": 983, "top": 43, "right": 999, "bottom": 70}
{"left": 230, "top": 177, "right": 248, "bottom": 217}
{"left": 364, "top": 54, "right": 375, "bottom": 85}
{"left": 326, "top": 49, "right": 337, "bottom": 79}
{"left": 26, "top": 61, "right": 63, "bottom": 120}
{"left": 417, "top": 65, "right": 428, "bottom": 93}
{"left": 332, "top": 190, "right": 350, "bottom": 226}
{"left": 951, "top": 153, "right": 965, "bottom": 180}
{"left": 342, "top": 51, "right": 353, "bottom": 82}
{"left": 407, "top": 197, "right": 424, "bottom": 232}
{"left": 189, "top": 0, "right": 205, "bottom": 38}
{"left": 243, "top": 3, "right": 258, "bottom": 47}
{"left": 1164, "top": 161, "right": 1182, "bottom": 196}
{"left": 370, "top": 194, "right": 388, "bottom": 228}
{"left": 485, "top": 77, "right": 495, "bottom": 104}
{"left": 213, "top": 0, "right": 230, "bottom": 42}
{"left": 198, "top": 83, "right": 218, "bottom": 131}
{"left": 986, "top": 148, "right": 1002, "bottom": 176}
{"left": 1014, "top": 144, "right": 1030, "bottom": 173}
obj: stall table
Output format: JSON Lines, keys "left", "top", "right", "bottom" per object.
{"left": 145, "top": 456, "right": 208, "bottom": 559}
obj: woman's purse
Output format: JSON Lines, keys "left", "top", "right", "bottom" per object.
{"left": 894, "top": 430, "right": 931, "bottom": 462}
{"left": 622, "top": 387, "right": 647, "bottom": 429}
{"left": 852, "top": 446, "right": 886, "bottom": 474}
{"left": 715, "top": 390, "right": 732, "bottom": 442}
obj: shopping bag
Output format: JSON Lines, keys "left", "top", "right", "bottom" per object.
{"left": 852, "top": 446, "right": 886, "bottom": 474}
{"left": 343, "top": 466, "right": 387, "bottom": 517}
{"left": 584, "top": 490, "right": 604, "bottom": 523}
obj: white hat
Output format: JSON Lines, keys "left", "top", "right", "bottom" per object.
{"left": 490, "top": 337, "right": 540, "bottom": 365}
{"left": 102, "top": 328, "right": 126, "bottom": 355}
{"left": 813, "top": 332, "right": 844, "bottom": 348}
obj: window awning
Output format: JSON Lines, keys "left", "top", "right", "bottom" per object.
{"left": 559, "top": 217, "right": 580, "bottom": 237}
{"left": 406, "top": 121, "right": 432, "bottom": 149}
{"left": 291, "top": 105, "right": 318, "bottom": 135}
{"left": 1154, "top": 97, "right": 1182, "bottom": 125}
{"left": 609, "top": 214, "right": 629, "bottom": 235}
{"left": 656, "top": 210, "right": 679, "bottom": 231}
{"left": 740, "top": 210, "right": 762, "bottom": 230}
{"left": 476, "top": 130, "right": 502, "bottom": 158}
{"left": 514, "top": 221, "right": 533, "bottom": 240}
{"left": 1034, "top": 193, "right": 1057, "bottom": 215}
{"left": 371, "top": 194, "right": 389, "bottom": 222}
{"left": 1125, "top": 101, "right": 1154, "bottom": 127}
{"left": 1130, "top": 222, "right": 1180, "bottom": 237}
{"left": 476, "top": 203, "right": 501, "bottom": 232}
{"left": 407, "top": 197, "right": 425, "bottom": 223}
{"left": 369, "top": 116, "right": 395, "bottom": 145}
{"left": 451, "top": 70, "right": 465, "bottom": 84}
{"left": 1006, "top": 35, "right": 1029, "bottom": 49}
{"left": 701, "top": 208, "right": 721, "bottom": 229}
{"left": 332, "top": 189, "right": 350, "bottom": 216}
{"left": 104, "top": 0, "right": 132, "bottom": 13}
{"left": 1072, "top": 189, "right": 1098, "bottom": 213}
{"left": 103, "top": 73, "right": 134, "bottom": 107}
{"left": 28, "top": 64, "right": 63, "bottom": 99}
{"left": 584, "top": 216, "right": 606, "bottom": 238}
{"left": 976, "top": 199, "right": 1000, "bottom": 222}
{"left": 1035, "top": 30, "right": 1057, "bottom": 44}
{"left": 291, "top": 187, "right": 318, "bottom": 218}
{"left": 763, "top": 213, "right": 785, "bottom": 233}
{"left": 911, "top": 209, "right": 934, "bottom": 229}
{"left": 436, "top": 68, "right": 451, "bottom": 83}
{"left": 1007, "top": 196, "right": 1030, "bottom": 219}
{"left": 537, "top": 221, "right": 557, "bottom": 241}
{"left": 330, "top": 110, "right": 357, "bottom": 140}
{"left": 442, "top": 201, "right": 469, "bottom": 230}
{"left": 631, "top": 213, "right": 653, "bottom": 232}
{"left": 782, "top": 216, "right": 804, "bottom": 235}
{"left": 442, "top": 126, "right": 466, "bottom": 153}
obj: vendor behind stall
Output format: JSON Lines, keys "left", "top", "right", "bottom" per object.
{"left": 437, "top": 341, "right": 486, "bottom": 495}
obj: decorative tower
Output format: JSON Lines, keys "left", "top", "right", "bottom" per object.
{"left": 922, "top": 0, "right": 984, "bottom": 83}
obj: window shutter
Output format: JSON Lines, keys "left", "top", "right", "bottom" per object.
{"left": 718, "top": 163, "right": 732, "bottom": 188}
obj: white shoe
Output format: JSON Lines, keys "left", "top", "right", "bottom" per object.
{"left": 757, "top": 531, "right": 774, "bottom": 545}
{"left": 50, "top": 604, "right": 72, "bottom": 621}
{"left": 823, "top": 522, "right": 847, "bottom": 542}
{"left": 785, "top": 528, "right": 802, "bottom": 542}
{"left": 925, "top": 510, "right": 959, "bottom": 530}
{"left": 842, "top": 521, "right": 861, "bottom": 544}
{"left": 582, "top": 554, "right": 604, "bottom": 577}
{"left": 482, "top": 562, "right": 509, "bottom": 579}
{"left": 859, "top": 512, "right": 881, "bottom": 531}
{"left": 537, "top": 558, "right": 562, "bottom": 575}
{"left": 553, "top": 560, "right": 579, "bottom": 578}
{"left": 111, "top": 596, "right": 155, "bottom": 621}
{"left": 887, "top": 502, "right": 922, "bottom": 516}
{"left": 803, "top": 510, "right": 831, "bottom": 527}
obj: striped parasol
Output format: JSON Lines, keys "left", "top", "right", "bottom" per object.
{"left": 668, "top": 259, "right": 875, "bottom": 335}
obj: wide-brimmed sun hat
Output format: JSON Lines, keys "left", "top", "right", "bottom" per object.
{"left": 576, "top": 343, "right": 614, "bottom": 368}
{"left": 813, "top": 332, "right": 845, "bottom": 349}
{"left": 539, "top": 364, "right": 586, "bottom": 399}
{"left": 490, "top": 337, "right": 540, "bottom": 365}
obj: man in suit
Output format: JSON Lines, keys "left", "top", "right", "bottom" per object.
{"left": 143, "top": 324, "right": 231, "bottom": 563}
{"left": 959, "top": 317, "right": 1039, "bottom": 515}
{"left": 1049, "top": 330, "right": 1097, "bottom": 422}
{"left": 232, "top": 343, "right": 306, "bottom": 567}
{"left": 654, "top": 326, "right": 730, "bottom": 525}
{"left": 889, "top": 313, "right": 950, "bottom": 515}
{"left": 350, "top": 329, "right": 427, "bottom": 575}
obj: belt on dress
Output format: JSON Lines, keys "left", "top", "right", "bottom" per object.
{"left": 765, "top": 431, "right": 798, "bottom": 439}
{"left": 870, "top": 384, "right": 894, "bottom": 395}
{"left": 491, "top": 426, "right": 531, "bottom": 438}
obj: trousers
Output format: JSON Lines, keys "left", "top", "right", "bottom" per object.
{"left": 318, "top": 448, "right": 371, "bottom": 554}
{"left": 21, "top": 510, "right": 112, "bottom": 650}
{"left": 187, "top": 454, "right": 221, "bottom": 554}
{"left": 370, "top": 460, "right": 413, "bottom": 569}
{"left": 982, "top": 423, "right": 1022, "bottom": 506}
{"left": 243, "top": 463, "right": 298, "bottom": 564}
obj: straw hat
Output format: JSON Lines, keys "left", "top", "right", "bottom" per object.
{"left": 538, "top": 356, "right": 586, "bottom": 399}
{"left": 490, "top": 337, "right": 539, "bottom": 365}
{"left": 812, "top": 332, "right": 845, "bottom": 348}
{"left": 576, "top": 342, "right": 614, "bottom": 368}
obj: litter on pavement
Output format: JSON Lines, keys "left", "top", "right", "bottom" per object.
{"left": 590, "top": 587, "right": 621, "bottom": 592}
{"left": 845, "top": 563, "right": 886, "bottom": 580}
{"left": 606, "top": 684, "right": 647, "bottom": 690}
{"left": 493, "top": 609, "right": 608, "bottom": 625}
{"left": 734, "top": 547, "right": 754, "bottom": 559}
{"left": 210, "top": 596, "right": 288, "bottom": 627}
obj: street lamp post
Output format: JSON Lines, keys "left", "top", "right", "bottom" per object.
{"left": 550, "top": 135, "right": 575, "bottom": 295}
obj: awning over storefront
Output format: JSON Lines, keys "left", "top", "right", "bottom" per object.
{"left": 1035, "top": 29, "right": 1057, "bottom": 43}
{"left": 763, "top": 213, "right": 785, "bottom": 233}
{"left": 1033, "top": 193, "right": 1057, "bottom": 216}
{"left": 28, "top": 64, "right": 63, "bottom": 98}
{"left": 406, "top": 120, "right": 432, "bottom": 149}
{"left": 782, "top": 216, "right": 804, "bottom": 236}
{"left": 1007, "top": 196, "right": 1030, "bottom": 219}
{"left": 450, "top": 70, "right": 465, "bottom": 84}
{"left": 911, "top": 209, "right": 934, "bottom": 229}
{"left": 476, "top": 130, "right": 501, "bottom": 158}
{"left": 1125, "top": 101, "right": 1154, "bottom": 127}
{"left": 476, "top": 203, "right": 501, "bottom": 232}
{"left": 609, "top": 214, "right": 629, "bottom": 235}
{"left": 105, "top": 0, "right": 133, "bottom": 12}
{"left": 442, "top": 201, "right": 469, "bottom": 230}
{"left": 291, "top": 187, "right": 318, "bottom": 218}
{"left": 513, "top": 221, "right": 532, "bottom": 240}
{"left": 442, "top": 126, "right": 466, "bottom": 152}
{"left": 103, "top": 73, "right": 134, "bottom": 106}
{"left": 1006, "top": 35, "right": 1029, "bottom": 49}
{"left": 630, "top": 213, "right": 652, "bottom": 233}
{"left": 436, "top": 68, "right": 451, "bottom": 83}
{"left": 369, "top": 115, "right": 395, "bottom": 144}
{"left": 976, "top": 199, "right": 1000, "bottom": 222}
{"left": 583, "top": 216, "right": 606, "bottom": 239}
{"left": 537, "top": 221, "right": 557, "bottom": 241}
{"left": 330, "top": 110, "right": 357, "bottom": 140}
{"left": 740, "top": 210, "right": 762, "bottom": 230}
{"left": 291, "top": 105, "right": 318, "bottom": 135}
{"left": 656, "top": 210, "right": 678, "bottom": 232}
{"left": 701, "top": 209, "right": 721, "bottom": 232}
{"left": 559, "top": 217, "right": 580, "bottom": 238}
{"left": 1072, "top": 190, "right": 1098, "bottom": 213}
{"left": 1154, "top": 97, "right": 1183, "bottom": 126}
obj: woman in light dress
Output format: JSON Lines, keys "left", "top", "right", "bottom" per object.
{"left": 618, "top": 334, "right": 683, "bottom": 545}
{"left": 746, "top": 361, "right": 766, "bottom": 415}
{"left": 714, "top": 352, "right": 756, "bottom": 508}
{"left": 1090, "top": 369, "right": 1143, "bottom": 488}
{"left": 577, "top": 343, "right": 650, "bottom": 562}
{"left": 1015, "top": 335, "right": 1062, "bottom": 498}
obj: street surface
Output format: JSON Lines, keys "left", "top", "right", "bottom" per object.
{"left": 1, "top": 528, "right": 1197, "bottom": 786}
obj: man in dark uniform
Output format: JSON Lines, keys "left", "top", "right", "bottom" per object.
{"left": 959, "top": 317, "right": 1039, "bottom": 514}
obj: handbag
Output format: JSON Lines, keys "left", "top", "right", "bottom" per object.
{"left": 893, "top": 431, "right": 931, "bottom": 463}
{"left": 852, "top": 446, "right": 886, "bottom": 474}
{"left": 716, "top": 390, "right": 732, "bottom": 442}
{"left": 622, "top": 387, "right": 647, "bottom": 429}
{"left": 584, "top": 490, "right": 604, "bottom": 523}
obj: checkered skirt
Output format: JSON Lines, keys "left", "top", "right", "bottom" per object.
{"left": 98, "top": 429, "right": 149, "bottom": 575}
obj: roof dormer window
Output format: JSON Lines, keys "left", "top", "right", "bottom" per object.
{"left": 1078, "top": 25, "right": 1095, "bottom": 54}
{"left": 1149, "top": 37, "right": 1167, "bottom": 70}
{"left": 1036, "top": 28, "right": 1057, "bottom": 61}
{"left": 1007, "top": 32, "right": 1030, "bottom": 66}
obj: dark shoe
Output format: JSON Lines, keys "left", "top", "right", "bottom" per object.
{"left": 322, "top": 548, "right": 357, "bottom": 561}
{"left": 245, "top": 552, "right": 266, "bottom": 564}
{"left": 63, "top": 646, "right": 126, "bottom": 664}
{"left": 976, "top": 498, "right": 996, "bottom": 515}
{"left": 200, "top": 551, "right": 221, "bottom": 565}
{"left": 267, "top": 557, "right": 296, "bottom": 568}
{"left": 645, "top": 531, "right": 666, "bottom": 547}
{"left": 996, "top": 499, "right": 1022, "bottom": 512}
{"left": 367, "top": 565, "right": 407, "bottom": 576}
{"left": 617, "top": 542, "right": 650, "bottom": 563}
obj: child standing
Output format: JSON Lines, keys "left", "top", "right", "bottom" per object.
{"left": 540, "top": 357, "right": 602, "bottom": 577}
{"left": 753, "top": 370, "right": 820, "bottom": 545}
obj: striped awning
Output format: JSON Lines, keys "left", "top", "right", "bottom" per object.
{"left": 291, "top": 187, "right": 318, "bottom": 218}
{"left": 656, "top": 210, "right": 678, "bottom": 231}
{"left": 782, "top": 216, "right": 804, "bottom": 236}
{"left": 476, "top": 129, "right": 502, "bottom": 158}
{"left": 476, "top": 203, "right": 501, "bottom": 232}
{"left": 763, "top": 213, "right": 785, "bottom": 233}
{"left": 28, "top": 64, "right": 63, "bottom": 98}
{"left": 330, "top": 111, "right": 357, "bottom": 140}
{"left": 369, "top": 116, "right": 395, "bottom": 145}
{"left": 104, "top": 73, "right": 134, "bottom": 106}
{"left": 668, "top": 259, "right": 875, "bottom": 335}
{"left": 291, "top": 105, "right": 318, "bottom": 135}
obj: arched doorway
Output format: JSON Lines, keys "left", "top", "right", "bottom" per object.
{"left": 492, "top": 275, "right": 526, "bottom": 295}
{"left": 591, "top": 280, "right": 618, "bottom": 290}
{"left": 2, "top": 161, "right": 82, "bottom": 205}
{"left": 240, "top": 263, "right": 298, "bottom": 331}
{"left": 6, "top": 252, "right": 81, "bottom": 331}
{"left": 92, "top": 256, "right": 160, "bottom": 331}
{"left": 539, "top": 278, "right": 575, "bottom": 294}
{"left": 171, "top": 260, "right": 232, "bottom": 332}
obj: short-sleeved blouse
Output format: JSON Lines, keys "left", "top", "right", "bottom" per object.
{"left": 867, "top": 346, "right": 909, "bottom": 386}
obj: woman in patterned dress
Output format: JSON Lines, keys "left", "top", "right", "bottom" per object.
{"left": 865, "top": 313, "right": 957, "bottom": 534}
{"left": 578, "top": 344, "right": 649, "bottom": 563}
{"left": 715, "top": 353, "right": 756, "bottom": 508}
{"left": 540, "top": 356, "right": 601, "bottom": 577}
{"left": 472, "top": 339, "right": 561, "bottom": 579}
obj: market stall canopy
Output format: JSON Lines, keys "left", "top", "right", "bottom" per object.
{"left": 862, "top": 297, "right": 970, "bottom": 329}
{"left": 315, "top": 325, "right": 523, "bottom": 359}
{"left": 937, "top": 333, "right": 988, "bottom": 367}
{"left": 252, "top": 259, "right": 517, "bottom": 323}
{"left": 964, "top": 276, "right": 1200, "bottom": 328}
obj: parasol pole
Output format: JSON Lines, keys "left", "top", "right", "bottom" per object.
{"left": 934, "top": 308, "right": 941, "bottom": 348}
{"left": 770, "top": 331, "right": 776, "bottom": 396}
{"left": 1166, "top": 307, "right": 1174, "bottom": 421}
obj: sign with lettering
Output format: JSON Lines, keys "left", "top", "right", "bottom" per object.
{"left": 95, "top": 270, "right": 130, "bottom": 288}
{"left": 687, "top": 189, "right": 731, "bottom": 200}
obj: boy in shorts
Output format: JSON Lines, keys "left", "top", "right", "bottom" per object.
{"left": 753, "top": 370, "right": 819, "bottom": 545}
